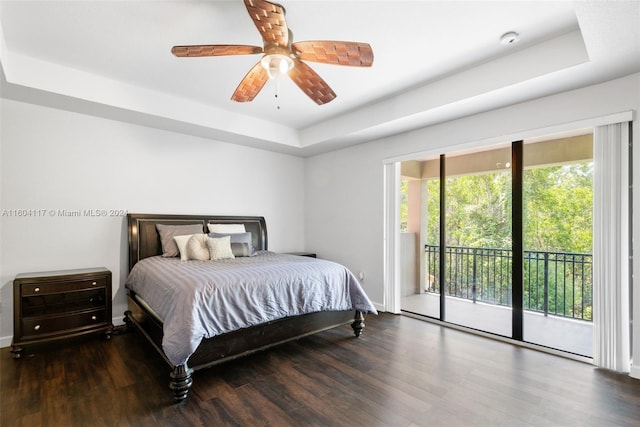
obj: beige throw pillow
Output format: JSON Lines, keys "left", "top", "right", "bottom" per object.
{"left": 206, "top": 236, "right": 235, "bottom": 261}
{"left": 186, "top": 234, "right": 210, "bottom": 261}
{"left": 173, "top": 234, "right": 193, "bottom": 261}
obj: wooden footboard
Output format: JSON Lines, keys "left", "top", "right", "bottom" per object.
{"left": 124, "top": 290, "right": 364, "bottom": 400}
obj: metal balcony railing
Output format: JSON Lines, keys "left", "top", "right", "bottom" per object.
{"left": 425, "top": 245, "right": 593, "bottom": 321}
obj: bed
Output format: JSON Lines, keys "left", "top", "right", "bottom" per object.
{"left": 123, "top": 213, "right": 376, "bottom": 401}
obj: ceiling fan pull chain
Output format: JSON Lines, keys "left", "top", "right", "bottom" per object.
{"left": 275, "top": 77, "right": 281, "bottom": 110}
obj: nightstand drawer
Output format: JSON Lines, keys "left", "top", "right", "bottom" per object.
{"left": 22, "top": 277, "right": 106, "bottom": 296}
{"left": 22, "top": 288, "right": 106, "bottom": 317}
{"left": 21, "top": 309, "right": 107, "bottom": 339}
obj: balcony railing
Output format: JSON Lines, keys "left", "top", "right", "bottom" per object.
{"left": 425, "top": 245, "right": 593, "bottom": 321}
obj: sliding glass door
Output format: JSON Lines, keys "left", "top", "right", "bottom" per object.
{"left": 399, "top": 132, "right": 595, "bottom": 356}
{"left": 401, "top": 143, "right": 514, "bottom": 337}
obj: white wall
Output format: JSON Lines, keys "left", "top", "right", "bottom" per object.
{"left": 305, "top": 73, "right": 640, "bottom": 372}
{"left": 0, "top": 99, "right": 306, "bottom": 344}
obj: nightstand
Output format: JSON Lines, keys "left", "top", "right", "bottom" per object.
{"left": 11, "top": 267, "right": 113, "bottom": 358}
{"left": 286, "top": 252, "right": 317, "bottom": 258}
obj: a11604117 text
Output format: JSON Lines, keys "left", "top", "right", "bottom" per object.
{"left": 1, "top": 209, "right": 128, "bottom": 217}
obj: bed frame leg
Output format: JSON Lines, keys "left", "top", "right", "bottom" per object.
{"left": 351, "top": 311, "right": 365, "bottom": 337}
{"left": 123, "top": 310, "right": 134, "bottom": 330}
{"left": 169, "top": 364, "right": 193, "bottom": 401}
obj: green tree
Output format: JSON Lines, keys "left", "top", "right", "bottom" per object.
{"left": 424, "top": 162, "right": 593, "bottom": 254}
{"left": 400, "top": 179, "right": 408, "bottom": 232}
{"left": 523, "top": 163, "right": 593, "bottom": 253}
{"left": 426, "top": 171, "right": 512, "bottom": 248}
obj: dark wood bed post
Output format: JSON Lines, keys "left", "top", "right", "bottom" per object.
{"left": 170, "top": 365, "right": 193, "bottom": 401}
{"left": 351, "top": 311, "right": 365, "bottom": 337}
{"left": 123, "top": 310, "right": 133, "bottom": 330}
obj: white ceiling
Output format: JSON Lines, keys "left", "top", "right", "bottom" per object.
{"left": 1, "top": 1, "right": 639, "bottom": 156}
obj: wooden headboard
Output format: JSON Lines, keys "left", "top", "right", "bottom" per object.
{"left": 127, "top": 213, "right": 268, "bottom": 271}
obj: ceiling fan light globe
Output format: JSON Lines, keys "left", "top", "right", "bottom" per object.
{"left": 261, "top": 54, "right": 294, "bottom": 79}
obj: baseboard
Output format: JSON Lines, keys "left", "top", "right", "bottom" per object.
{"left": 630, "top": 364, "right": 640, "bottom": 380}
{"left": 0, "top": 335, "right": 11, "bottom": 349}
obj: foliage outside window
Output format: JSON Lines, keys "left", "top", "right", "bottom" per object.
{"left": 400, "top": 179, "right": 408, "bottom": 232}
{"left": 424, "top": 162, "right": 593, "bottom": 252}
{"left": 423, "top": 161, "right": 593, "bottom": 321}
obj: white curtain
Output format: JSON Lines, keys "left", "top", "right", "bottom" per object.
{"left": 593, "top": 122, "right": 631, "bottom": 372}
{"left": 383, "top": 162, "right": 402, "bottom": 314}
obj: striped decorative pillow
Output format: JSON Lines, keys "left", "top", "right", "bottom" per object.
{"left": 208, "top": 232, "right": 255, "bottom": 257}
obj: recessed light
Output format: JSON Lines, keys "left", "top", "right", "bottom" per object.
{"left": 500, "top": 31, "right": 520, "bottom": 45}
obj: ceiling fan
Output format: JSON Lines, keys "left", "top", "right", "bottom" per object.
{"left": 171, "top": 0, "right": 374, "bottom": 105}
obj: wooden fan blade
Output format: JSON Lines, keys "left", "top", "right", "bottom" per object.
{"left": 292, "top": 41, "right": 374, "bottom": 66}
{"left": 288, "top": 59, "right": 336, "bottom": 105}
{"left": 171, "top": 45, "right": 263, "bottom": 57}
{"left": 243, "top": 0, "right": 289, "bottom": 47}
{"left": 231, "top": 61, "right": 269, "bottom": 102}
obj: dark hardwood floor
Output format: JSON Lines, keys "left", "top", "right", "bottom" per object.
{"left": 2, "top": 313, "right": 639, "bottom": 426}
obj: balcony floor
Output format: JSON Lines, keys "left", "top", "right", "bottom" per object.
{"left": 402, "top": 293, "right": 593, "bottom": 357}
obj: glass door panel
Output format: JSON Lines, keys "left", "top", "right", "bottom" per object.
{"left": 522, "top": 136, "right": 594, "bottom": 356}
{"left": 444, "top": 144, "right": 512, "bottom": 337}
{"left": 400, "top": 157, "right": 440, "bottom": 318}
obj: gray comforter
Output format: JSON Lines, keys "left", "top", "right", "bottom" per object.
{"left": 125, "top": 251, "right": 377, "bottom": 366}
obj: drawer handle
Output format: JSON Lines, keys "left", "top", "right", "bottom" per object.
{"left": 34, "top": 287, "right": 40, "bottom": 293}
{"left": 91, "top": 316, "right": 97, "bottom": 321}
{"left": 34, "top": 325, "right": 41, "bottom": 331}
{"left": 92, "top": 281, "right": 97, "bottom": 286}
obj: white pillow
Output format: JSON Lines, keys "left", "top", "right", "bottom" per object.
{"left": 173, "top": 234, "right": 194, "bottom": 261}
{"left": 206, "top": 236, "right": 235, "bottom": 260}
{"left": 186, "top": 234, "right": 210, "bottom": 261}
{"left": 207, "top": 223, "right": 246, "bottom": 234}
